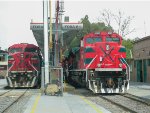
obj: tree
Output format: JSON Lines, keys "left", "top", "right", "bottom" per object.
{"left": 90, "top": 22, "right": 113, "bottom": 32}
{"left": 98, "top": 9, "right": 113, "bottom": 27}
{"left": 81, "top": 15, "right": 91, "bottom": 34}
{"left": 122, "top": 39, "right": 133, "bottom": 59}
{"left": 63, "top": 15, "right": 113, "bottom": 50}
{"left": 98, "top": 9, "right": 135, "bottom": 38}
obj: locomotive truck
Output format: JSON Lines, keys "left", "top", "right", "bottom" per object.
{"left": 7, "top": 43, "right": 42, "bottom": 87}
{"left": 63, "top": 31, "right": 130, "bottom": 93}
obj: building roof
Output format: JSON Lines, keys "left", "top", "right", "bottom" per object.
{"left": 30, "top": 22, "right": 83, "bottom": 56}
{"left": 30, "top": 22, "right": 61, "bottom": 56}
{"left": 133, "top": 35, "right": 150, "bottom": 43}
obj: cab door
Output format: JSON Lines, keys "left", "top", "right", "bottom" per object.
{"left": 137, "top": 60, "right": 143, "bottom": 82}
{"left": 143, "top": 59, "right": 147, "bottom": 82}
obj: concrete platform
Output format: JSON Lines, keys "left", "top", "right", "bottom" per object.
{"left": 128, "top": 81, "right": 150, "bottom": 99}
{"left": 24, "top": 92, "right": 110, "bottom": 113}
{"left": 23, "top": 81, "right": 150, "bottom": 113}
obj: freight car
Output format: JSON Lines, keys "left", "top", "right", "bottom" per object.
{"left": 63, "top": 31, "right": 130, "bottom": 93}
{"left": 0, "top": 50, "right": 8, "bottom": 79}
{"left": 7, "top": 43, "right": 42, "bottom": 87}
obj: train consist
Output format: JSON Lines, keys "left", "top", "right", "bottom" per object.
{"left": 0, "top": 50, "right": 8, "bottom": 79}
{"left": 63, "top": 31, "right": 130, "bottom": 93}
{"left": 7, "top": 43, "right": 42, "bottom": 87}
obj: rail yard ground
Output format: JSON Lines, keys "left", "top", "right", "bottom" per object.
{"left": 0, "top": 79, "right": 150, "bottom": 113}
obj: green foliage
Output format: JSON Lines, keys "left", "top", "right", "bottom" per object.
{"left": 63, "top": 15, "right": 112, "bottom": 50}
{"left": 70, "top": 37, "right": 80, "bottom": 48}
{"left": 81, "top": 15, "right": 91, "bottom": 34}
{"left": 90, "top": 22, "right": 112, "bottom": 32}
{"left": 64, "top": 15, "right": 133, "bottom": 59}
{"left": 122, "top": 39, "right": 133, "bottom": 59}
{"left": 63, "top": 15, "right": 134, "bottom": 60}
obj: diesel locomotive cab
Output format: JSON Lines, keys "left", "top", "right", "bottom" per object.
{"left": 64, "top": 32, "right": 130, "bottom": 93}
{"left": 7, "top": 43, "right": 42, "bottom": 88}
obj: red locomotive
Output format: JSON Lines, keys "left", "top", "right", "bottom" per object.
{"left": 64, "top": 31, "right": 130, "bottom": 93}
{"left": 7, "top": 43, "right": 42, "bottom": 87}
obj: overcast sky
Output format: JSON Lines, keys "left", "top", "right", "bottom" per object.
{"left": 0, "top": 0, "right": 150, "bottom": 49}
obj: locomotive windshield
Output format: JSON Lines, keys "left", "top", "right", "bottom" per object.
{"left": 24, "top": 48, "right": 38, "bottom": 52}
{"left": 86, "top": 37, "right": 102, "bottom": 44}
{"left": 0, "top": 55, "right": 5, "bottom": 61}
{"left": 9, "top": 48, "right": 22, "bottom": 53}
{"left": 106, "top": 37, "right": 120, "bottom": 42}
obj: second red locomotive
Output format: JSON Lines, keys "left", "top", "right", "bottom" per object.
{"left": 64, "top": 31, "right": 130, "bottom": 93}
{"left": 7, "top": 43, "right": 42, "bottom": 87}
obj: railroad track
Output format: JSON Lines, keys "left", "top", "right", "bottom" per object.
{"left": 73, "top": 88, "right": 150, "bottom": 113}
{"left": 0, "top": 89, "right": 28, "bottom": 113}
{"left": 122, "top": 93, "right": 150, "bottom": 106}
{"left": 100, "top": 94, "right": 150, "bottom": 113}
{"left": 0, "top": 90, "right": 12, "bottom": 96}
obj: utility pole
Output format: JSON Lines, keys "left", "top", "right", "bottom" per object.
{"left": 43, "top": 0, "right": 49, "bottom": 85}
{"left": 49, "top": 0, "right": 52, "bottom": 50}
{"left": 54, "top": 0, "right": 59, "bottom": 66}
{"left": 59, "top": 0, "right": 64, "bottom": 63}
{"left": 54, "top": 0, "right": 64, "bottom": 66}
{"left": 49, "top": 0, "right": 53, "bottom": 67}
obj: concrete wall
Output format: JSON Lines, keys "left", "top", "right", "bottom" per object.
{"left": 132, "top": 61, "right": 136, "bottom": 82}
{"left": 147, "top": 66, "right": 150, "bottom": 83}
{"left": 133, "top": 37, "right": 150, "bottom": 60}
{"left": 132, "top": 36, "right": 150, "bottom": 83}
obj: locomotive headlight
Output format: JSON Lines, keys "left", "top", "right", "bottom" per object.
{"left": 119, "top": 63, "right": 122, "bottom": 67}
{"left": 106, "top": 44, "right": 110, "bottom": 50}
{"left": 21, "top": 53, "right": 24, "bottom": 58}
{"left": 97, "top": 63, "right": 101, "bottom": 67}
{"left": 31, "top": 56, "right": 38, "bottom": 60}
{"left": 100, "top": 56, "right": 102, "bottom": 62}
{"left": 31, "top": 58, "right": 38, "bottom": 60}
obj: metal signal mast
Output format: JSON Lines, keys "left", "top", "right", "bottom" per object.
{"left": 54, "top": 0, "right": 64, "bottom": 66}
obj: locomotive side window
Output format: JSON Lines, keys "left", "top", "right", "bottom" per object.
{"left": 106, "top": 37, "right": 120, "bottom": 42}
{"left": 86, "top": 37, "right": 102, "bottom": 44}
{"left": 9, "top": 48, "right": 22, "bottom": 53}
{"left": 0, "top": 55, "right": 5, "bottom": 61}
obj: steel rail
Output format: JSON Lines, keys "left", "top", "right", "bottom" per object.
{"left": 99, "top": 95, "right": 137, "bottom": 113}
{"left": 1, "top": 89, "right": 28, "bottom": 113}
{"left": 0, "top": 89, "right": 12, "bottom": 96}
{"left": 122, "top": 93, "right": 150, "bottom": 106}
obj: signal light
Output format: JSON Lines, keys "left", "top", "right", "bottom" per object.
{"left": 21, "top": 53, "right": 24, "bottom": 58}
{"left": 119, "top": 63, "right": 122, "bottom": 67}
{"left": 97, "top": 63, "right": 101, "bottom": 67}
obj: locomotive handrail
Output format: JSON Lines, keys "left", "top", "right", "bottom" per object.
{"left": 29, "top": 61, "right": 38, "bottom": 73}
{"left": 120, "top": 56, "right": 130, "bottom": 80}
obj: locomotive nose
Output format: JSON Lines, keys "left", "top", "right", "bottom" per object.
{"left": 12, "top": 52, "right": 31, "bottom": 71}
